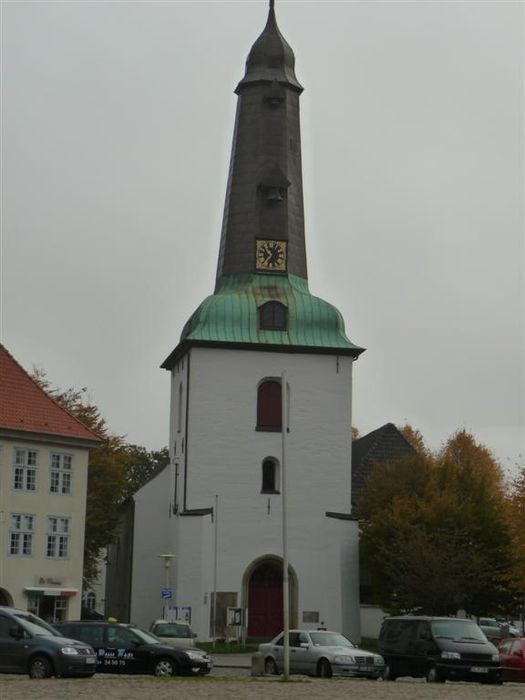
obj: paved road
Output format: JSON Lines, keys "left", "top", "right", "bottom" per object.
{"left": 0, "top": 675, "right": 524, "bottom": 700}
{"left": 1, "top": 655, "right": 523, "bottom": 699}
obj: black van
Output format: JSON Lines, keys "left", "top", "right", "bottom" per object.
{"left": 378, "top": 616, "right": 502, "bottom": 684}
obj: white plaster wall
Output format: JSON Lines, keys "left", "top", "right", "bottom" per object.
{"left": 0, "top": 438, "right": 89, "bottom": 619}
{"left": 360, "top": 604, "right": 387, "bottom": 639}
{"left": 130, "top": 465, "right": 174, "bottom": 628}
{"left": 169, "top": 346, "right": 359, "bottom": 640}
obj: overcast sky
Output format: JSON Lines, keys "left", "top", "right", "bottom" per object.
{"left": 1, "top": 0, "right": 523, "bottom": 477}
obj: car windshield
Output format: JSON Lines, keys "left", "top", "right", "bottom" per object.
{"left": 153, "top": 623, "right": 191, "bottom": 638}
{"left": 431, "top": 620, "right": 486, "bottom": 641}
{"left": 309, "top": 632, "right": 354, "bottom": 648}
{"left": 130, "top": 627, "right": 165, "bottom": 644}
{"left": 15, "top": 613, "right": 59, "bottom": 637}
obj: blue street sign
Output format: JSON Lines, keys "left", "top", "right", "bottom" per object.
{"left": 161, "top": 588, "right": 172, "bottom": 599}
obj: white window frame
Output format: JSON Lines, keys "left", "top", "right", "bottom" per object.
{"left": 9, "top": 513, "right": 35, "bottom": 556}
{"left": 49, "top": 452, "right": 73, "bottom": 495}
{"left": 46, "top": 516, "right": 71, "bottom": 559}
{"left": 13, "top": 448, "right": 38, "bottom": 492}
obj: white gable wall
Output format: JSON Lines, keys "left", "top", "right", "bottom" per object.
{"left": 130, "top": 465, "right": 174, "bottom": 628}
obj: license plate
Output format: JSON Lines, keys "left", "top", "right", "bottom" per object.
{"left": 358, "top": 666, "right": 374, "bottom": 672}
{"left": 86, "top": 658, "right": 96, "bottom": 664}
{"left": 471, "top": 666, "right": 488, "bottom": 673}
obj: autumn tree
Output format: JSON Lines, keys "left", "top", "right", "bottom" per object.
{"left": 399, "top": 423, "right": 429, "bottom": 456}
{"left": 507, "top": 462, "right": 525, "bottom": 588}
{"left": 124, "top": 445, "right": 170, "bottom": 497}
{"left": 357, "top": 430, "right": 518, "bottom": 616}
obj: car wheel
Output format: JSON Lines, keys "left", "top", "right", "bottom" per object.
{"left": 426, "top": 665, "right": 444, "bottom": 683}
{"left": 153, "top": 657, "right": 177, "bottom": 677}
{"left": 317, "top": 658, "right": 333, "bottom": 678}
{"left": 383, "top": 664, "right": 397, "bottom": 681}
{"left": 264, "top": 657, "right": 278, "bottom": 675}
{"left": 28, "top": 656, "right": 53, "bottom": 679}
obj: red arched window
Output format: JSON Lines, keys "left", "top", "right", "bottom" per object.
{"left": 257, "top": 380, "right": 282, "bottom": 430}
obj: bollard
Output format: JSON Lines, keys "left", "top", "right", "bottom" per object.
{"left": 251, "top": 651, "right": 265, "bottom": 676}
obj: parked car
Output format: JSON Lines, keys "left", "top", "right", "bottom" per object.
{"left": 258, "top": 629, "right": 385, "bottom": 678}
{"left": 54, "top": 620, "right": 211, "bottom": 676}
{"left": 0, "top": 606, "right": 96, "bottom": 678}
{"left": 149, "top": 619, "right": 196, "bottom": 648}
{"left": 499, "top": 637, "right": 525, "bottom": 683}
{"left": 478, "top": 617, "right": 509, "bottom": 643}
{"left": 378, "top": 616, "right": 502, "bottom": 684}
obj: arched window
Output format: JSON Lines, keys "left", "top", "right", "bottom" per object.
{"left": 259, "top": 302, "right": 288, "bottom": 331}
{"left": 261, "top": 458, "right": 279, "bottom": 493}
{"left": 257, "top": 380, "right": 282, "bottom": 430}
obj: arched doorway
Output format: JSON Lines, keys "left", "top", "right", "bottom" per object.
{"left": 0, "top": 589, "right": 14, "bottom": 607}
{"left": 245, "top": 557, "right": 297, "bottom": 640}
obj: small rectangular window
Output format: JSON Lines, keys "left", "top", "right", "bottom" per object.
{"left": 13, "top": 449, "right": 38, "bottom": 491}
{"left": 50, "top": 453, "right": 73, "bottom": 495}
{"left": 10, "top": 513, "right": 34, "bottom": 555}
{"left": 46, "top": 516, "right": 71, "bottom": 558}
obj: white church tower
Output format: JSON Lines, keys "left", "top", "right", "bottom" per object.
{"left": 161, "top": 1, "right": 364, "bottom": 642}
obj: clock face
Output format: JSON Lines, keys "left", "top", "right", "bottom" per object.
{"left": 256, "top": 239, "right": 287, "bottom": 272}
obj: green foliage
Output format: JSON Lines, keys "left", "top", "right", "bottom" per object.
{"left": 197, "top": 641, "right": 257, "bottom": 654}
{"left": 124, "top": 445, "right": 170, "bottom": 497}
{"left": 357, "top": 430, "right": 519, "bottom": 616}
{"left": 507, "top": 461, "right": 525, "bottom": 585}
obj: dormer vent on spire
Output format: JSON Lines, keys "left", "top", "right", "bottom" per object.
{"left": 258, "top": 164, "right": 290, "bottom": 202}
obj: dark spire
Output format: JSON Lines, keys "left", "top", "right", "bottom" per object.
{"left": 215, "top": 0, "right": 306, "bottom": 287}
{"left": 237, "top": 0, "right": 302, "bottom": 93}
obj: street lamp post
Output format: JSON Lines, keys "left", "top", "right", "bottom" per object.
{"left": 159, "top": 553, "right": 174, "bottom": 620}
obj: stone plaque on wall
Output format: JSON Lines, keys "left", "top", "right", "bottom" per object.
{"left": 302, "top": 610, "right": 319, "bottom": 623}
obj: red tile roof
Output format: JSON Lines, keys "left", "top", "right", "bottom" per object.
{"left": 0, "top": 344, "right": 100, "bottom": 444}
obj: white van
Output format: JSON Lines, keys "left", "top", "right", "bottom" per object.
{"left": 149, "top": 620, "right": 197, "bottom": 648}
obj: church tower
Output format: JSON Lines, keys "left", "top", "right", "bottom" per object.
{"left": 162, "top": 1, "right": 364, "bottom": 641}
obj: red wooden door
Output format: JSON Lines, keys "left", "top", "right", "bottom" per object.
{"left": 247, "top": 563, "right": 283, "bottom": 639}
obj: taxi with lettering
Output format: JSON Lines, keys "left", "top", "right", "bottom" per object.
{"left": 54, "top": 620, "right": 211, "bottom": 676}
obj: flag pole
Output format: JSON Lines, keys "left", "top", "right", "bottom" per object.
{"left": 281, "top": 371, "right": 289, "bottom": 679}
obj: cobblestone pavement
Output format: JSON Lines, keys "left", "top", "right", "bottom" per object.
{"left": 0, "top": 675, "right": 523, "bottom": 700}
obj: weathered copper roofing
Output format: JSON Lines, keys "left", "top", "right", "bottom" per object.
{"left": 0, "top": 344, "right": 101, "bottom": 444}
{"left": 236, "top": 0, "right": 303, "bottom": 93}
{"left": 161, "top": 275, "right": 364, "bottom": 368}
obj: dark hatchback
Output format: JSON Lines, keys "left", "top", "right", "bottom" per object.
{"left": 54, "top": 620, "right": 212, "bottom": 676}
{"left": 0, "top": 607, "right": 96, "bottom": 678}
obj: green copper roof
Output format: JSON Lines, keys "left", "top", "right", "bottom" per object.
{"left": 178, "top": 274, "right": 363, "bottom": 354}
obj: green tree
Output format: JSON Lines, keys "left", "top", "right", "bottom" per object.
{"left": 507, "top": 462, "right": 525, "bottom": 586}
{"left": 357, "top": 431, "right": 518, "bottom": 616}
{"left": 124, "top": 445, "right": 170, "bottom": 496}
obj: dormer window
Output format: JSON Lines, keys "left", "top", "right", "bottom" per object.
{"left": 259, "top": 301, "right": 288, "bottom": 331}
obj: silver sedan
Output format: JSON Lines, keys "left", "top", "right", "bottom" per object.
{"left": 259, "top": 629, "right": 385, "bottom": 678}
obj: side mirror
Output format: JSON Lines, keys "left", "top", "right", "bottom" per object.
{"left": 514, "top": 649, "right": 523, "bottom": 657}
{"left": 9, "top": 626, "right": 25, "bottom": 640}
